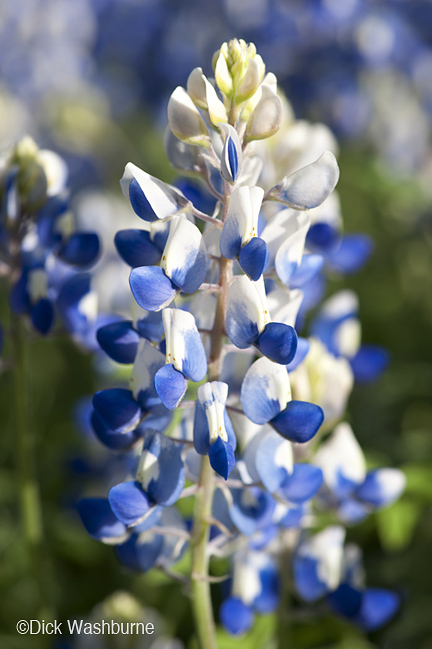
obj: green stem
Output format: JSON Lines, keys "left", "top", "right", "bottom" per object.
{"left": 277, "top": 538, "right": 293, "bottom": 647}
{"left": 11, "top": 312, "right": 50, "bottom": 619}
{"left": 191, "top": 456, "right": 217, "bottom": 649}
{"left": 190, "top": 185, "right": 233, "bottom": 648}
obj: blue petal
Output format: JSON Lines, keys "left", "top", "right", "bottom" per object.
{"left": 129, "top": 177, "right": 160, "bottom": 222}
{"left": 115, "top": 229, "right": 162, "bottom": 267}
{"left": 254, "top": 563, "right": 280, "bottom": 613}
{"left": 219, "top": 215, "right": 242, "bottom": 259}
{"left": 115, "top": 531, "right": 164, "bottom": 572}
{"left": 289, "top": 254, "right": 324, "bottom": 289}
{"left": 10, "top": 271, "right": 30, "bottom": 314}
{"left": 193, "top": 395, "right": 211, "bottom": 456}
{"left": 229, "top": 488, "right": 275, "bottom": 536}
{"left": 92, "top": 388, "right": 141, "bottom": 433}
{"left": 226, "top": 303, "right": 260, "bottom": 349}
{"left": 271, "top": 401, "right": 324, "bottom": 443}
{"left": 279, "top": 464, "right": 323, "bottom": 503}
{"left": 350, "top": 344, "right": 389, "bottom": 383}
{"left": 356, "top": 588, "right": 400, "bottom": 631}
{"left": 355, "top": 469, "right": 405, "bottom": 508}
{"left": 227, "top": 137, "right": 239, "bottom": 181}
{"left": 338, "top": 499, "right": 370, "bottom": 525}
{"left": 57, "top": 273, "right": 91, "bottom": 334}
{"left": 154, "top": 363, "right": 188, "bottom": 409}
{"left": 141, "top": 430, "right": 185, "bottom": 506}
{"left": 240, "top": 359, "right": 288, "bottom": 425}
{"left": 326, "top": 234, "right": 373, "bottom": 275}
{"left": 279, "top": 504, "right": 306, "bottom": 528}
{"left": 91, "top": 410, "right": 141, "bottom": 451}
{"left": 96, "top": 320, "right": 140, "bottom": 364}
{"left": 132, "top": 506, "right": 164, "bottom": 533}
{"left": 286, "top": 337, "right": 310, "bottom": 371}
{"left": 58, "top": 232, "right": 100, "bottom": 267}
{"left": 239, "top": 237, "right": 269, "bottom": 281}
{"left": 31, "top": 298, "right": 54, "bottom": 335}
{"left": 129, "top": 266, "right": 178, "bottom": 311}
{"left": 220, "top": 597, "right": 254, "bottom": 636}
{"left": 256, "top": 322, "right": 298, "bottom": 365}
{"left": 255, "top": 433, "right": 292, "bottom": 494}
{"left": 306, "top": 222, "right": 340, "bottom": 252}
{"left": 327, "top": 584, "right": 362, "bottom": 618}
{"left": 135, "top": 310, "right": 164, "bottom": 343}
{"left": 293, "top": 555, "right": 327, "bottom": 602}
{"left": 77, "top": 498, "right": 128, "bottom": 543}
{"left": 108, "top": 481, "right": 152, "bottom": 526}
{"left": 181, "top": 327, "right": 208, "bottom": 383}
{"left": 208, "top": 437, "right": 235, "bottom": 480}
{"left": 168, "top": 239, "right": 207, "bottom": 294}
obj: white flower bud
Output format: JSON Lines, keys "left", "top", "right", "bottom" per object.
{"left": 244, "top": 85, "right": 283, "bottom": 142}
{"left": 167, "top": 87, "right": 211, "bottom": 148}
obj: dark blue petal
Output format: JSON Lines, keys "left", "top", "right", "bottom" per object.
{"left": 326, "top": 234, "right": 373, "bottom": 275}
{"left": 135, "top": 310, "right": 164, "bottom": 343}
{"left": 10, "top": 271, "right": 30, "bottom": 314}
{"left": 293, "top": 555, "right": 327, "bottom": 602}
{"left": 239, "top": 237, "right": 269, "bottom": 281}
{"left": 327, "top": 583, "right": 363, "bottom": 618}
{"left": 226, "top": 307, "right": 260, "bottom": 349}
{"left": 219, "top": 215, "right": 242, "bottom": 260}
{"left": 129, "top": 177, "right": 160, "bottom": 222}
{"left": 115, "top": 531, "right": 164, "bottom": 572}
{"left": 115, "top": 229, "right": 162, "bottom": 267}
{"left": 254, "top": 563, "right": 280, "bottom": 613}
{"left": 31, "top": 298, "right": 54, "bottom": 334}
{"left": 154, "top": 363, "right": 187, "bottom": 409}
{"left": 227, "top": 137, "right": 239, "bottom": 181}
{"left": 57, "top": 272, "right": 91, "bottom": 333}
{"left": 92, "top": 388, "right": 141, "bottom": 433}
{"left": 279, "top": 464, "right": 323, "bottom": 503}
{"left": 193, "top": 397, "right": 211, "bottom": 456}
{"left": 77, "top": 498, "right": 128, "bottom": 543}
{"left": 229, "top": 488, "right": 275, "bottom": 536}
{"left": 108, "top": 481, "right": 152, "bottom": 526}
{"left": 220, "top": 597, "right": 254, "bottom": 636}
{"left": 142, "top": 430, "right": 185, "bottom": 506}
{"left": 356, "top": 588, "right": 400, "bottom": 631}
{"left": 350, "top": 344, "right": 390, "bottom": 383}
{"left": 271, "top": 401, "right": 324, "bottom": 443}
{"left": 91, "top": 410, "right": 141, "bottom": 451}
{"left": 306, "top": 222, "right": 340, "bottom": 252}
{"left": 208, "top": 437, "right": 235, "bottom": 480}
{"left": 129, "top": 266, "right": 178, "bottom": 311}
{"left": 286, "top": 337, "right": 310, "bottom": 371}
{"left": 289, "top": 254, "right": 324, "bottom": 289}
{"left": 58, "top": 232, "right": 100, "bottom": 267}
{"left": 256, "top": 322, "right": 298, "bottom": 365}
{"left": 96, "top": 320, "right": 140, "bottom": 364}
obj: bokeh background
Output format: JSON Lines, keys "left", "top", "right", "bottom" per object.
{"left": 1, "top": 1, "right": 432, "bottom": 648}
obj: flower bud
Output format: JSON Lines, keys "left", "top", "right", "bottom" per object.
{"left": 244, "top": 85, "right": 283, "bottom": 143}
{"left": 186, "top": 67, "right": 208, "bottom": 110}
{"left": 167, "top": 87, "right": 211, "bottom": 148}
